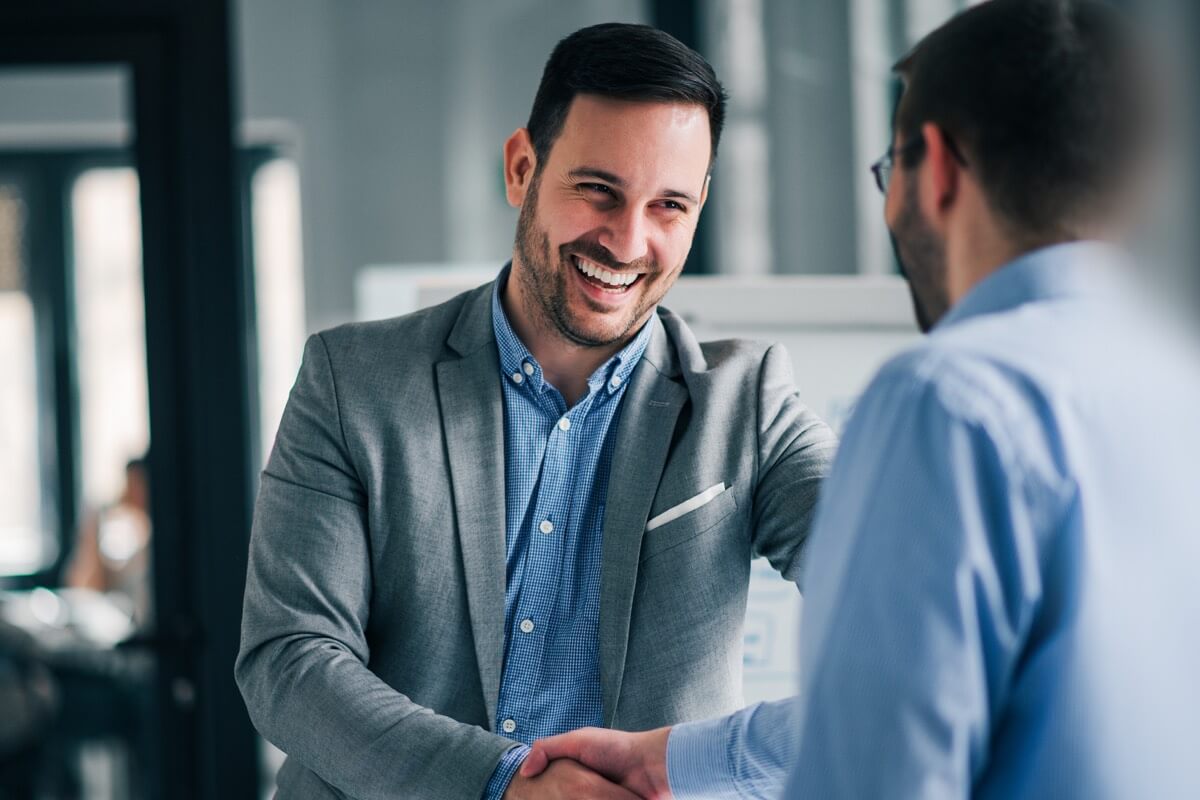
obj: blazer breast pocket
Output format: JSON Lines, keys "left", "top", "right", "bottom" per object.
{"left": 640, "top": 484, "right": 738, "bottom": 563}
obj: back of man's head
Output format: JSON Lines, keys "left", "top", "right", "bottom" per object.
{"left": 894, "top": 0, "right": 1158, "bottom": 241}
{"left": 527, "top": 22, "right": 727, "bottom": 169}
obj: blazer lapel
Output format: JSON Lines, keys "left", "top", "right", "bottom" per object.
{"left": 435, "top": 284, "right": 507, "bottom": 728}
{"left": 599, "top": 315, "right": 686, "bottom": 725}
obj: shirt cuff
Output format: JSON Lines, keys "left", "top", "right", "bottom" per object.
{"left": 482, "top": 743, "right": 531, "bottom": 800}
{"left": 667, "top": 715, "right": 742, "bottom": 799}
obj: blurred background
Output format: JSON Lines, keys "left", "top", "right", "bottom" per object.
{"left": 0, "top": 0, "right": 1195, "bottom": 797}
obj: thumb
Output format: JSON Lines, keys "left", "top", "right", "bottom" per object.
{"left": 521, "top": 730, "right": 591, "bottom": 778}
{"left": 520, "top": 745, "right": 549, "bottom": 778}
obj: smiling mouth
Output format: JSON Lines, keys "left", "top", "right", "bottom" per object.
{"left": 572, "top": 256, "right": 644, "bottom": 293}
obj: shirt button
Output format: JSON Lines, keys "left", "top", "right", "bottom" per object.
{"left": 520, "top": 619, "right": 535, "bottom": 634}
{"left": 610, "top": 375, "right": 622, "bottom": 388}
{"left": 558, "top": 417, "right": 571, "bottom": 431}
{"left": 539, "top": 520, "right": 554, "bottom": 535}
{"left": 511, "top": 372, "right": 523, "bottom": 384}
{"left": 523, "top": 362, "right": 535, "bottom": 376}
{"left": 502, "top": 719, "right": 517, "bottom": 734}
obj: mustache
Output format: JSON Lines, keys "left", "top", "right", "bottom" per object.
{"left": 560, "top": 237, "right": 656, "bottom": 273}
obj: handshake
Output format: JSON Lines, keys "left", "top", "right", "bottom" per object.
{"left": 503, "top": 726, "right": 674, "bottom": 800}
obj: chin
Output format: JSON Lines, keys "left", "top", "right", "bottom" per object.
{"left": 567, "top": 325, "right": 627, "bottom": 348}
{"left": 562, "top": 313, "right": 635, "bottom": 348}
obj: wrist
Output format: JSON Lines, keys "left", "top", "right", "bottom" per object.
{"left": 486, "top": 744, "right": 530, "bottom": 800}
{"left": 637, "top": 726, "right": 673, "bottom": 799}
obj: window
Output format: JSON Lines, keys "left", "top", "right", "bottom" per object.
{"left": 250, "top": 157, "right": 306, "bottom": 461}
{"left": 0, "top": 182, "right": 51, "bottom": 574}
{"left": 0, "top": 149, "right": 305, "bottom": 582}
{"left": 72, "top": 167, "right": 150, "bottom": 511}
{"left": 703, "top": 0, "right": 973, "bottom": 276}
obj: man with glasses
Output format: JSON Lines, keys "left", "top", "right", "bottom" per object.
{"left": 519, "top": 1, "right": 1200, "bottom": 797}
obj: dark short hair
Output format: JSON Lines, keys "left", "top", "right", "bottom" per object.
{"left": 527, "top": 22, "right": 727, "bottom": 169}
{"left": 893, "top": 0, "right": 1156, "bottom": 237}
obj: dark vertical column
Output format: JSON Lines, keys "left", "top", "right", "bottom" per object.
{"left": 650, "top": 0, "right": 717, "bottom": 275}
{"left": 130, "top": 29, "right": 201, "bottom": 796}
{"left": 140, "top": 1, "right": 260, "bottom": 796}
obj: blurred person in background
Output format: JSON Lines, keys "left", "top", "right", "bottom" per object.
{"left": 65, "top": 455, "right": 153, "bottom": 629}
{"left": 236, "top": 21, "right": 836, "bottom": 800}
{"left": 520, "top": 2, "right": 1200, "bottom": 798}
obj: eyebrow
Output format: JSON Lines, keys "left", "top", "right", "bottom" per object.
{"left": 568, "top": 167, "right": 700, "bottom": 206}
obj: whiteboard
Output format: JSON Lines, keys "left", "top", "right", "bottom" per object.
{"left": 356, "top": 264, "right": 921, "bottom": 703}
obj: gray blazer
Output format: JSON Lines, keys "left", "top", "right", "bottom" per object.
{"left": 236, "top": 279, "right": 836, "bottom": 799}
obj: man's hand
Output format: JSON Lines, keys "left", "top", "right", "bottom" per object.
{"left": 518, "top": 726, "right": 672, "bottom": 800}
{"left": 503, "top": 757, "right": 643, "bottom": 799}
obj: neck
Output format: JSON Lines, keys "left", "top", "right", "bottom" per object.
{"left": 502, "top": 266, "right": 628, "bottom": 407}
{"left": 944, "top": 203, "right": 1068, "bottom": 307}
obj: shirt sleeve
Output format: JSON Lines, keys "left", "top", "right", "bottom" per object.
{"left": 667, "top": 699, "right": 800, "bottom": 800}
{"left": 782, "top": 357, "right": 1051, "bottom": 798}
{"left": 482, "top": 744, "right": 530, "bottom": 800}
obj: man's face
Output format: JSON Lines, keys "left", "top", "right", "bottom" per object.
{"left": 885, "top": 131, "right": 950, "bottom": 333}
{"left": 512, "top": 95, "right": 711, "bottom": 348}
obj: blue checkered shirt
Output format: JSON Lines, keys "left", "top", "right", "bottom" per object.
{"left": 483, "top": 269, "right": 653, "bottom": 799}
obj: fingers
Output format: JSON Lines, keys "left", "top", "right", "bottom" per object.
{"left": 566, "top": 760, "right": 642, "bottom": 800}
{"left": 521, "top": 728, "right": 592, "bottom": 777}
{"left": 514, "top": 756, "right": 645, "bottom": 800}
{"left": 520, "top": 746, "right": 549, "bottom": 778}
{"left": 601, "top": 778, "right": 643, "bottom": 800}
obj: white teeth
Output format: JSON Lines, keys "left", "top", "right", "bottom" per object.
{"left": 574, "top": 257, "right": 639, "bottom": 287}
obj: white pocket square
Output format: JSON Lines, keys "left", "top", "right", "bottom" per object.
{"left": 646, "top": 483, "right": 727, "bottom": 531}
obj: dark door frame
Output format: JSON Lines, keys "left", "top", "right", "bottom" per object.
{"left": 0, "top": 4, "right": 258, "bottom": 798}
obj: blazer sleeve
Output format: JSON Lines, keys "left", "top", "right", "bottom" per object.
{"left": 750, "top": 343, "right": 839, "bottom": 586}
{"left": 235, "top": 333, "right": 514, "bottom": 800}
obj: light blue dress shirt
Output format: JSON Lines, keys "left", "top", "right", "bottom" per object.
{"left": 668, "top": 242, "right": 1200, "bottom": 799}
{"left": 484, "top": 268, "right": 652, "bottom": 798}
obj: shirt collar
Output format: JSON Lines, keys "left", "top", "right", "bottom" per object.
{"left": 491, "top": 263, "right": 652, "bottom": 398}
{"left": 937, "top": 240, "right": 1127, "bottom": 331}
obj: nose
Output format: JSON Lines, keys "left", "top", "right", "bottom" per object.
{"left": 597, "top": 206, "right": 649, "bottom": 265}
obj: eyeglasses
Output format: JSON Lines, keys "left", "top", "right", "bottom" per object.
{"left": 869, "top": 138, "right": 925, "bottom": 195}
{"left": 870, "top": 133, "right": 966, "bottom": 195}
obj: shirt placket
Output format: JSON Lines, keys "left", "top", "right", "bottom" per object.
{"left": 496, "top": 387, "right": 599, "bottom": 740}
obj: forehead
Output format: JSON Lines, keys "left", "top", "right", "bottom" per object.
{"left": 546, "top": 94, "right": 712, "bottom": 191}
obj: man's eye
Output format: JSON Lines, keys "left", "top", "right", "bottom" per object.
{"left": 662, "top": 201, "right": 686, "bottom": 212}
{"left": 582, "top": 183, "right": 614, "bottom": 196}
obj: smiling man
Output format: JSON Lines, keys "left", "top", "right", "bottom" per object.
{"left": 235, "top": 23, "right": 835, "bottom": 800}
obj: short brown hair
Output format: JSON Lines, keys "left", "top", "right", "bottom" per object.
{"left": 894, "top": 0, "right": 1157, "bottom": 237}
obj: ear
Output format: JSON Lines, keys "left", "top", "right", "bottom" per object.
{"left": 919, "top": 121, "right": 964, "bottom": 225}
{"left": 504, "top": 128, "right": 538, "bottom": 208}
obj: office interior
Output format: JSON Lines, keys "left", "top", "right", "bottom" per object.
{"left": 0, "top": 0, "right": 1196, "bottom": 797}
